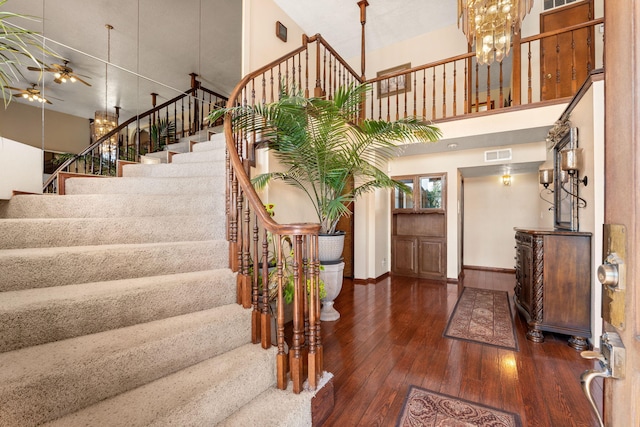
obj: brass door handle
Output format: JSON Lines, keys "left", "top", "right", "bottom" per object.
{"left": 545, "top": 73, "right": 552, "bottom": 79}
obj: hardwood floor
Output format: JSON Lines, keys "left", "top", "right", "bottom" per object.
{"left": 319, "top": 269, "right": 603, "bottom": 426}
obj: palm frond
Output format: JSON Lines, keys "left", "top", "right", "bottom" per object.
{"left": 0, "top": 3, "right": 60, "bottom": 106}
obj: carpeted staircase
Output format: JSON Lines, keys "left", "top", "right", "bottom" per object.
{"left": 0, "top": 133, "right": 318, "bottom": 426}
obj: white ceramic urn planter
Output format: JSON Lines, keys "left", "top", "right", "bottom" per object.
{"left": 319, "top": 261, "right": 345, "bottom": 321}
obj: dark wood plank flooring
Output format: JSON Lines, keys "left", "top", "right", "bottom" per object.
{"left": 319, "top": 269, "right": 603, "bottom": 426}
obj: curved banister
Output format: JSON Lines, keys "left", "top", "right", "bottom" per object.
{"left": 223, "top": 78, "right": 321, "bottom": 237}
{"left": 222, "top": 34, "right": 360, "bottom": 394}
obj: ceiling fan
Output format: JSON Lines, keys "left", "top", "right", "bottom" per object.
{"left": 28, "top": 60, "right": 92, "bottom": 86}
{"left": 7, "top": 84, "right": 62, "bottom": 104}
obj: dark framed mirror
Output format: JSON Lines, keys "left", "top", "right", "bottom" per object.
{"left": 554, "top": 127, "right": 578, "bottom": 230}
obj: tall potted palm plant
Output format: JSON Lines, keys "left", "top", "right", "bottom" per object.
{"left": 210, "top": 82, "right": 440, "bottom": 242}
{"left": 209, "top": 82, "right": 440, "bottom": 318}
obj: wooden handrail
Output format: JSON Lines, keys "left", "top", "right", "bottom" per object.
{"left": 311, "top": 34, "right": 363, "bottom": 83}
{"left": 366, "top": 52, "right": 475, "bottom": 84}
{"left": 520, "top": 18, "right": 603, "bottom": 44}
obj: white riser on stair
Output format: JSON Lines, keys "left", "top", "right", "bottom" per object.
{"left": 0, "top": 215, "right": 224, "bottom": 249}
{"left": 171, "top": 148, "right": 226, "bottom": 164}
{"left": 64, "top": 175, "right": 224, "bottom": 195}
{"left": 0, "top": 304, "right": 251, "bottom": 426}
{"left": 0, "top": 269, "right": 237, "bottom": 352}
{"left": 122, "top": 160, "right": 222, "bottom": 178}
{"left": 0, "top": 194, "right": 218, "bottom": 219}
{"left": 46, "top": 344, "right": 277, "bottom": 427}
{"left": 0, "top": 240, "right": 229, "bottom": 292}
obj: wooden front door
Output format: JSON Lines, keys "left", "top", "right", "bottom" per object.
{"left": 540, "top": 0, "right": 595, "bottom": 100}
{"left": 601, "top": 2, "right": 640, "bottom": 426}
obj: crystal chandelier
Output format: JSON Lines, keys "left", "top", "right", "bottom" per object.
{"left": 458, "top": 0, "right": 534, "bottom": 65}
{"left": 91, "top": 110, "right": 118, "bottom": 143}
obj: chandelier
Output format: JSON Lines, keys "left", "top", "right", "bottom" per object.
{"left": 458, "top": 0, "right": 534, "bottom": 65}
{"left": 91, "top": 110, "right": 118, "bottom": 143}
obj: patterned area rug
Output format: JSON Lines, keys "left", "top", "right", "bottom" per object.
{"left": 444, "top": 287, "right": 518, "bottom": 351}
{"left": 397, "top": 386, "right": 522, "bottom": 427}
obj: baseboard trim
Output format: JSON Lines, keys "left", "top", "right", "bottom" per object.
{"left": 353, "top": 272, "right": 389, "bottom": 285}
{"left": 463, "top": 265, "right": 516, "bottom": 274}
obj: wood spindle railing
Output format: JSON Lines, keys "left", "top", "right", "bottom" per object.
{"left": 222, "top": 34, "right": 356, "bottom": 393}
{"left": 43, "top": 79, "right": 227, "bottom": 193}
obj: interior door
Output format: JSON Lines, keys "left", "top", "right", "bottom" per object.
{"left": 600, "top": 1, "right": 639, "bottom": 426}
{"left": 540, "top": 0, "right": 595, "bottom": 100}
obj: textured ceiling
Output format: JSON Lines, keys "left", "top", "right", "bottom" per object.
{"left": 273, "top": 0, "right": 458, "bottom": 59}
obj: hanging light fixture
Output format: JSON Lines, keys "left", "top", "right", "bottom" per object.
{"left": 458, "top": 0, "right": 534, "bottom": 65}
{"left": 91, "top": 24, "right": 118, "bottom": 146}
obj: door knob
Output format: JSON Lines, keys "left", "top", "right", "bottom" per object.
{"left": 598, "top": 252, "right": 625, "bottom": 291}
{"left": 545, "top": 73, "right": 552, "bottom": 79}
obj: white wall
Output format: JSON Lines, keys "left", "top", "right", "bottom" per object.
{"left": 242, "top": 0, "right": 307, "bottom": 76}
{"left": 0, "top": 137, "right": 42, "bottom": 199}
{"left": 463, "top": 172, "right": 541, "bottom": 269}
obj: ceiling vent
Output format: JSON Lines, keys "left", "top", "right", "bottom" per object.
{"left": 484, "top": 148, "right": 512, "bottom": 162}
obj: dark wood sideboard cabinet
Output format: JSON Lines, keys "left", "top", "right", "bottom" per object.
{"left": 514, "top": 228, "right": 592, "bottom": 351}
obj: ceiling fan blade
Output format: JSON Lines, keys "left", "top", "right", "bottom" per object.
{"left": 27, "top": 66, "right": 57, "bottom": 72}
{"left": 53, "top": 77, "right": 62, "bottom": 84}
{"left": 74, "top": 76, "right": 92, "bottom": 86}
{"left": 6, "top": 86, "right": 24, "bottom": 91}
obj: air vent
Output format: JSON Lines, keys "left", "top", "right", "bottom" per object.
{"left": 484, "top": 148, "right": 512, "bottom": 162}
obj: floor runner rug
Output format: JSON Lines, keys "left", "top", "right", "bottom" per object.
{"left": 397, "top": 386, "right": 522, "bottom": 427}
{"left": 443, "top": 287, "right": 518, "bottom": 351}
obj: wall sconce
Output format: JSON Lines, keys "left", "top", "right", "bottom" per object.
{"left": 561, "top": 148, "right": 588, "bottom": 186}
{"left": 560, "top": 147, "right": 588, "bottom": 209}
{"left": 539, "top": 168, "right": 554, "bottom": 209}
{"left": 539, "top": 168, "right": 554, "bottom": 189}
{"left": 502, "top": 174, "right": 512, "bottom": 186}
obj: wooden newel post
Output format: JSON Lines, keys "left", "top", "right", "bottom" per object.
{"left": 357, "top": 0, "right": 369, "bottom": 81}
{"left": 314, "top": 34, "right": 324, "bottom": 97}
{"left": 358, "top": 0, "right": 369, "bottom": 123}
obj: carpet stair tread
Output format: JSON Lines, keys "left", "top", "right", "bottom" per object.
{"left": 121, "top": 159, "right": 224, "bottom": 177}
{"left": 0, "top": 239, "right": 229, "bottom": 292}
{"left": 0, "top": 304, "right": 252, "bottom": 426}
{"left": 0, "top": 269, "right": 237, "bottom": 353}
{"left": 64, "top": 175, "right": 225, "bottom": 195}
{"left": 0, "top": 215, "right": 224, "bottom": 249}
{"left": 171, "top": 148, "right": 226, "bottom": 164}
{"left": 218, "top": 380, "right": 317, "bottom": 427}
{"left": 0, "top": 193, "right": 218, "bottom": 218}
{"left": 44, "top": 344, "right": 276, "bottom": 427}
